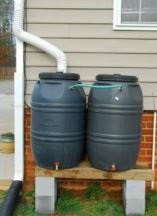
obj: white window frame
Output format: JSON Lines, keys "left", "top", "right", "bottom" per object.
{"left": 113, "top": 0, "right": 157, "bottom": 31}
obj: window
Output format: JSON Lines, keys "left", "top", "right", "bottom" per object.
{"left": 113, "top": 0, "right": 157, "bottom": 30}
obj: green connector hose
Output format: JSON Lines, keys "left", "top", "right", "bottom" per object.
{"left": 69, "top": 83, "right": 122, "bottom": 90}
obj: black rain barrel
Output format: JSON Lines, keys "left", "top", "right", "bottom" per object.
{"left": 87, "top": 74, "right": 143, "bottom": 171}
{"left": 31, "top": 72, "right": 86, "bottom": 170}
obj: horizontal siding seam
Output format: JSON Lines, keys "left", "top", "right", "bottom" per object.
{"left": 25, "top": 37, "right": 157, "bottom": 40}
{"left": 25, "top": 65, "right": 157, "bottom": 69}
{"left": 26, "top": 22, "right": 112, "bottom": 25}
{"left": 25, "top": 51, "right": 157, "bottom": 55}
{"left": 26, "top": 8, "right": 113, "bottom": 10}
{"left": 25, "top": 36, "right": 157, "bottom": 40}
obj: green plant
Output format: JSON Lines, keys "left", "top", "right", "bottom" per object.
{"left": 85, "top": 182, "right": 105, "bottom": 200}
{"left": 56, "top": 190, "right": 84, "bottom": 216}
{"left": 145, "top": 191, "right": 157, "bottom": 216}
{"left": 0, "top": 132, "right": 14, "bottom": 141}
{"left": 22, "top": 191, "right": 34, "bottom": 198}
{"left": 13, "top": 203, "right": 35, "bottom": 216}
{"left": 0, "top": 191, "right": 7, "bottom": 208}
{"left": 85, "top": 199, "right": 124, "bottom": 216}
{"left": 13, "top": 191, "right": 35, "bottom": 216}
{"left": 56, "top": 188, "right": 124, "bottom": 216}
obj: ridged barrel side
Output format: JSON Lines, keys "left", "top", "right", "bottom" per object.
{"left": 87, "top": 75, "right": 143, "bottom": 171}
{"left": 31, "top": 73, "right": 86, "bottom": 170}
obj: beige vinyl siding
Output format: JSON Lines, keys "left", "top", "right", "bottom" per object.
{"left": 27, "top": 23, "right": 157, "bottom": 40}
{"left": 26, "top": 39, "right": 157, "bottom": 53}
{"left": 25, "top": 0, "right": 157, "bottom": 110}
{"left": 26, "top": 0, "right": 113, "bottom": 9}
{"left": 26, "top": 67, "right": 157, "bottom": 82}
{"left": 27, "top": 24, "right": 157, "bottom": 39}
{"left": 26, "top": 53, "right": 157, "bottom": 68}
{"left": 27, "top": 9, "right": 112, "bottom": 24}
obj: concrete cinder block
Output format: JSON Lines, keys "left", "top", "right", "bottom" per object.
{"left": 124, "top": 198, "right": 145, "bottom": 216}
{"left": 123, "top": 180, "right": 145, "bottom": 199}
{"left": 36, "top": 196, "right": 56, "bottom": 214}
{"left": 35, "top": 177, "right": 57, "bottom": 214}
{"left": 123, "top": 180, "right": 145, "bottom": 216}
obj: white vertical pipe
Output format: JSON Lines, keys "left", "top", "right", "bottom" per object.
{"left": 151, "top": 111, "right": 156, "bottom": 190}
{"left": 13, "top": 40, "right": 24, "bottom": 180}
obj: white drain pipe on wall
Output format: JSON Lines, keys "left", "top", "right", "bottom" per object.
{"left": 13, "top": 0, "right": 25, "bottom": 183}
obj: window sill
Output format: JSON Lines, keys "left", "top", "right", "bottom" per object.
{"left": 113, "top": 24, "right": 157, "bottom": 31}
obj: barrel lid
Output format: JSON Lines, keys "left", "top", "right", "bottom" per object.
{"left": 96, "top": 74, "right": 138, "bottom": 82}
{"left": 39, "top": 72, "right": 80, "bottom": 80}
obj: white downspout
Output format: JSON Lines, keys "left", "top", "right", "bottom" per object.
{"left": 13, "top": 0, "right": 67, "bottom": 182}
{"left": 14, "top": 69, "right": 24, "bottom": 181}
{"left": 13, "top": 0, "right": 67, "bottom": 73}
{"left": 13, "top": 0, "right": 24, "bottom": 181}
{"left": 151, "top": 111, "right": 156, "bottom": 190}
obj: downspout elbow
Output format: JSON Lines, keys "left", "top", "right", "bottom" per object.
{"left": 13, "top": 1, "right": 67, "bottom": 73}
{"left": 14, "top": 28, "right": 67, "bottom": 72}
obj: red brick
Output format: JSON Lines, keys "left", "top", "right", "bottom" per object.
{"left": 25, "top": 109, "right": 31, "bottom": 115}
{"left": 25, "top": 161, "right": 35, "bottom": 166}
{"left": 147, "top": 122, "right": 153, "bottom": 129}
{"left": 25, "top": 146, "right": 32, "bottom": 154}
{"left": 141, "top": 136, "right": 145, "bottom": 142}
{"left": 140, "top": 143, "right": 152, "bottom": 149}
{"left": 142, "top": 122, "right": 147, "bottom": 128}
{"left": 145, "top": 136, "right": 153, "bottom": 143}
{"left": 24, "top": 127, "right": 30, "bottom": 133}
{"left": 137, "top": 156, "right": 152, "bottom": 162}
{"left": 142, "top": 115, "right": 153, "bottom": 121}
{"left": 25, "top": 134, "right": 30, "bottom": 141}
{"left": 146, "top": 149, "right": 152, "bottom": 155}
{"left": 101, "top": 180, "right": 122, "bottom": 188}
{"left": 142, "top": 129, "right": 153, "bottom": 135}
{"left": 25, "top": 154, "right": 34, "bottom": 161}
{"left": 139, "top": 149, "right": 147, "bottom": 156}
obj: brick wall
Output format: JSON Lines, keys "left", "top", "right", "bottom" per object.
{"left": 24, "top": 108, "right": 35, "bottom": 191}
{"left": 24, "top": 108, "right": 157, "bottom": 195}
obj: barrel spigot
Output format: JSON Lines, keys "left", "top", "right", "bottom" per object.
{"left": 54, "top": 162, "right": 60, "bottom": 171}
{"left": 111, "top": 164, "right": 116, "bottom": 171}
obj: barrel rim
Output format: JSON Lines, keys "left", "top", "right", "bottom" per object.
{"left": 96, "top": 74, "right": 138, "bottom": 83}
{"left": 39, "top": 72, "right": 80, "bottom": 80}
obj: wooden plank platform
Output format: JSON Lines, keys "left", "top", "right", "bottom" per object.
{"left": 35, "top": 160, "right": 154, "bottom": 181}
